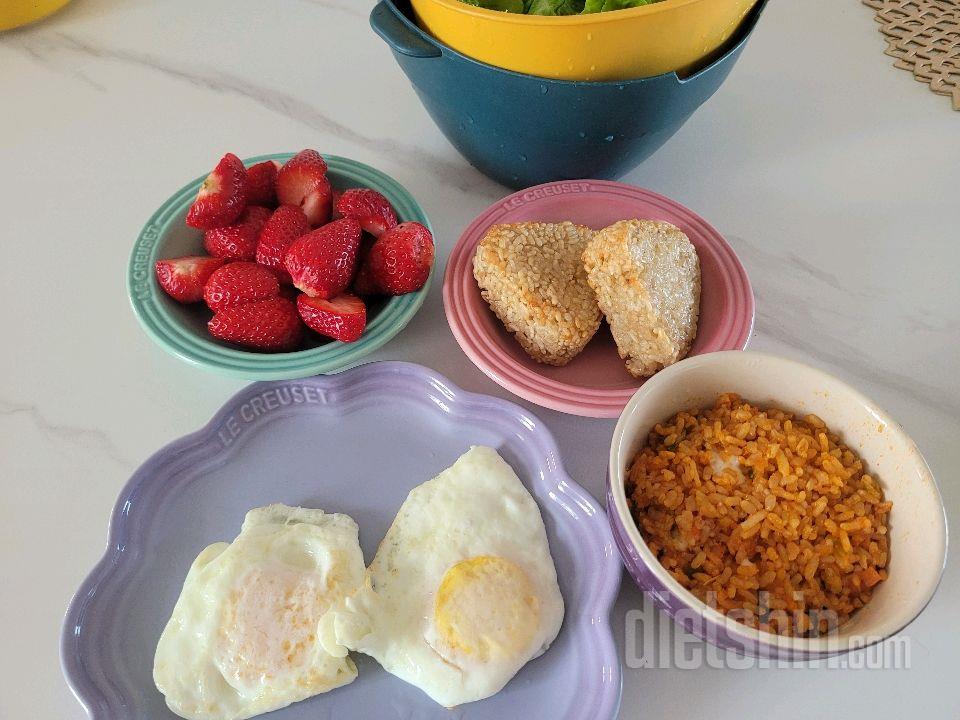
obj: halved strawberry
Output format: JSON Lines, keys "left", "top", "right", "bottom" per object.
{"left": 208, "top": 297, "right": 303, "bottom": 352}
{"left": 203, "top": 205, "right": 271, "bottom": 260}
{"left": 255, "top": 205, "right": 312, "bottom": 284}
{"left": 203, "top": 261, "right": 280, "bottom": 313}
{"left": 297, "top": 293, "right": 366, "bottom": 342}
{"left": 186, "top": 153, "right": 247, "bottom": 230}
{"left": 155, "top": 256, "right": 226, "bottom": 303}
{"left": 335, "top": 188, "right": 398, "bottom": 237}
{"left": 284, "top": 217, "right": 362, "bottom": 299}
{"left": 245, "top": 160, "right": 281, "bottom": 206}
{"left": 366, "top": 221, "right": 434, "bottom": 295}
{"left": 276, "top": 150, "right": 331, "bottom": 226}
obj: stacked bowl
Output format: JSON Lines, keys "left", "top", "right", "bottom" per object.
{"left": 371, "top": 0, "right": 768, "bottom": 188}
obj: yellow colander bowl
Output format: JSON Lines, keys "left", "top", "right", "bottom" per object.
{"left": 1, "top": 0, "right": 72, "bottom": 31}
{"left": 409, "top": 0, "right": 759, "bottom": 81}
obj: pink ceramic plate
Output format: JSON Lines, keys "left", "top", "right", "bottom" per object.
{"left": 443, "top": 180, "right": 755, "bottom": 418}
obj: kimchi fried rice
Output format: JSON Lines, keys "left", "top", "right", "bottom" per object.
{"left": 626, "top": 393, "right": 892, "bottom": 636}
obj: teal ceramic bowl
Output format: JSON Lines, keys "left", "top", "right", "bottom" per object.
{"left": 128, "top": 153, "right": 432, "bottom": 379}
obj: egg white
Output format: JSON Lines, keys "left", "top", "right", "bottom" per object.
{"left": 319, "top": 446, "right": 565, "bottom": 707}
{"left": 154, "top": 504, "right": 365, "bottom": 720}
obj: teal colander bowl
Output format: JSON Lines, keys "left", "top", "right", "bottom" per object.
{"left": 128, "top": 153, "right": 432, "bottom": 379}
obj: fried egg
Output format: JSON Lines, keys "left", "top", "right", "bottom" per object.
{"left": 154, "top": 504, "right": 365, "bottom": 720}
{"left": 319, "top": 446, "right": 564, "bottom": 707}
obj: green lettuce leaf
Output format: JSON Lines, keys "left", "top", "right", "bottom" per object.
{"left": 460, "top": 0, "right": 526, "bottom": 12}
{"left": 526, "top": 0, "right": 585, "bottom": 15}
{"left": 582, "top": 0, "right": 656, "bottom": 12}
{"left": 459, "top": 0, "right": 658, "bottom": 13}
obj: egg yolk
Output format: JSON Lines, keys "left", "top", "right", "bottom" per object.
{"left": 434, "top": 555, "right": 540, "bottom": 663}
{"left": 216, "top": 566, "right": 332, "bottom": 693}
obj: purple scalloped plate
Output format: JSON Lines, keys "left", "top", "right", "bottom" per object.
{"left": 60, "top": 361, "right": 622, "bottom": 720}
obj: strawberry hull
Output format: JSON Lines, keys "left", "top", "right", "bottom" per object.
{"left": 186, "top": 153, "right": 248, "bottom": 230}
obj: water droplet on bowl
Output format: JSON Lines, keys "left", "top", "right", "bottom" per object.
{"left": 586, "top": 32, "right": 593, "bottom": 40}
{"left": 604, "top": 135, "right": 614, "bottom": 142}
{"left": 540, "top": 85, "right": 549, "bottom": 95}
{"left": 589, "top": 64, "right": 596, "bottom": 72}
{"left": 617, "top": 84, "right": 625, "bottom": 91}
{"left": 520, "top": 153, "right": 528, "bottom": 162}
{"left": 578, "top": 131, "right": 586, "bottom": 138}
{"left": 467, "top": 115, "right": 475, "bottom": 124}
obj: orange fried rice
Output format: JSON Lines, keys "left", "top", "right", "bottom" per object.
{"left": 626, "top": 393, "right": 892, "bottom": 636}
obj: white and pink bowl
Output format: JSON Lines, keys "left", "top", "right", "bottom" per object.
{"left": 607, "top": 351, "right": 948, "bottom": 660}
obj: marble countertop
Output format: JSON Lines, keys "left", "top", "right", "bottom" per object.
{"left": 1, "top": 0, "right": 957, "bottom": 717}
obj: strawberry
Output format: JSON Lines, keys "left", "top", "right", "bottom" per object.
{"left": 186, "top": 153, "right": 248, "bottom": 230}
{"left": 276, "top": 150, "right": 332, "bottom": 226}
{"left": 203, "top": 261, "right": 280, "bottom": 313}
{"left": 366, "top": 221, "right": 434, "bottom": 295}
{"left": 330, "top": 188, "right": 343, "bottom": 219}
{"left": 203, "top": 205, "right": 271, "bottom": 260}
{"left": 284, "top": 217, "right": 362, "bottom": 299}
{"left": 245, "top": 160, "right": 281, "bottom": 206}
{"left": 255, "top": 205, "right": 312, "bottom": 284}
{"left": 297, "top": 293, "right": 366, "bottom": 342}
{"left": 208, "top": 297, "right": 303, "bottom": 352}
{"left": 335, "top": 188, "right": 398, "bottom": 237}
{"left": 155, "top": 256, "right": 226, "bottom": 303}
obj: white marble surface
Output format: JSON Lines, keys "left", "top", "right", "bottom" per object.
{"left": 1, "top": 0, "right": 957, "bottom": 717}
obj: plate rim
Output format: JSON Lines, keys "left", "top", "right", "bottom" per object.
{"left": 127, "top": 153, "right": 433, "bottom": 380}
{"left": 60, "top": 360, "right": 623, "bottom": 720}
{"left": 442, "top": 179, "right": 755, "bottom": 418}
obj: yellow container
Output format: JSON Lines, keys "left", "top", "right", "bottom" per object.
{"left": 1, "top": 0, "right": 72, "bottom": 31}
{"left": 410, "top": 0, "right": 759, "bottom": 81}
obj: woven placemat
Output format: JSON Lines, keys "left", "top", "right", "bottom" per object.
{"left": 863, "top": 0, "right": 960, "bottom": 110}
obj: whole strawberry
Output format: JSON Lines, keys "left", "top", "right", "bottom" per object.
{"left": 276, "top": 150, "right": 332, "bottom": 226}
{"left": 155, "top": 256, "right": 226, "bottom": 303}
{"left": 366, "top": 222, "right": 434, "bottom": 295}
{"left": 203, "top": 206, "right": 271, "bottom": 260}
{"left": 284, "top": 217, "right": 362, "bottom": 299}
{"left": 245, "top": 160, "right": 281, "bottom": 206}
{"left": 203, "top": 261, "right": 280, "bottom": 313}
{"left": 255, "top": 205, "right": 312, "bottom": 284}
{"left": 186, "top": 153, "right": 248, "bottom": 230}
{"left": 335, "top": 188, "right": 398, "bottom": 237}
{"left": 208, "top": 297, "right": 303, "bottom": 351}
{"left": 297, "top": 293, "right": 366, "bottom": 342}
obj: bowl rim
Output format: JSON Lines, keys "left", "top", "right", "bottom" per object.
{"left": 607, "top": 350, "right": 949, "bottom": 654}
{"left": 127, "top": 153, "right": 432, "bottom": 380}
{"left": 376, "top": 0, "right": 769, "bottom": 86}
{"left": 416, "top": 0, "right": 745, "bottom": 26}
